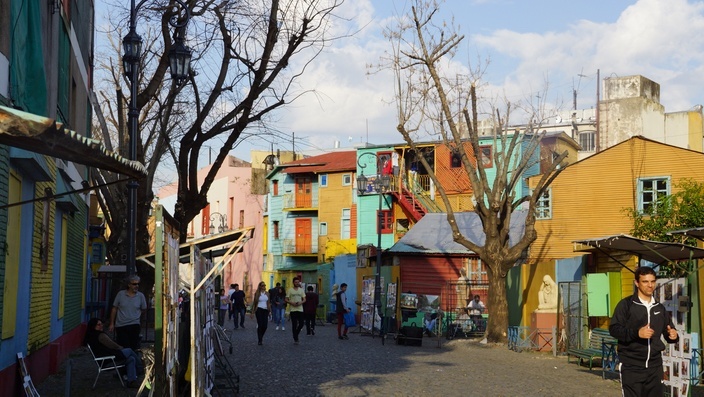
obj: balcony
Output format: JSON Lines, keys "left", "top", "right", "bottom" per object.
{"left": 282, "top": 239, "right": 318, "bottom": 256}
{"left": 282, "top": 193, "right": 318, "bottom": 211}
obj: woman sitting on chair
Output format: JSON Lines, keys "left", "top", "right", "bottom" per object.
{"left": 84, "top": 318, "right": 144, "bottom": 388}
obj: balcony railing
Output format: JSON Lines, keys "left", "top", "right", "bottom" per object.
{"left": 282, "top": 193, "right": 317, "bottom": 210}
{"left": 283, "top": 239, "right": 318, "bottom": 255}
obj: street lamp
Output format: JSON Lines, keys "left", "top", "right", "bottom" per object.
{"left": 209, "top": 212, "right": 228, "bottom": 235}
{"left": 356, "top": 152, "right": 391, "bottom": 338}
{"left": 122, "top": 0, "right": 192, "bottom": 275}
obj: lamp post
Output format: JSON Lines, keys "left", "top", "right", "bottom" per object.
{"left": 209, "top": 212, "right": 228, "bottom": 235}
{"left": 356, "top": 152, "right": 391, "bottom": 338}
{"left": 122, "top": 0, "right": 192, "bottom": 275}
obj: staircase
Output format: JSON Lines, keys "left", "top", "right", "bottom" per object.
{"left": 392, "top": 186, "right": 428, "bottom": 222}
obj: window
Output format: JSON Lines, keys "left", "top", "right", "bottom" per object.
{"left": 379, "top": 152, "right": 393, "bottom": 175}
{"left": 450, "top": 150, "right": 462, "bottom": 168}
{"left": 342, "top": 174, "right": 352, "bottom": 186}
{"left": 341, "top": 209, "right": 351, "bottom": 239}
{"left": 319, "top": 222, "right": 328, "bottom": 236}
{"left": 239, "top": 210, "right": 244, "bottom": 228}
{"left": 320, "top": 174, "right": 328, "bottom": 187}
{"left": 639, "top": 177, "right": 669, "bottom": 213}
{"left": 273, "top": 221, "right": 280, "bottom": 239}
{"left": 201, "top": 205, "right": 211, "bottom": 236}
{"left": 579, "top": 131, "right": 596, "bottom": 151}
{"left": 479, "top": 146, "right": 493, "bottom": 168}
{"left": 535, "top": 188, "right": 552, "bottom": 220}
{"left": 272, "top": 180, "right": 279, "bottom": 196}
{"left": 378, "top": 210, "right": 393, "bottom": 234}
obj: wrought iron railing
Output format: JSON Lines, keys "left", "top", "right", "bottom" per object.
{"left": 507, "top": 326, "right": 556, "bottom": 355}
{"left": 692, "top": 348, "right": 703, "bottom": 386}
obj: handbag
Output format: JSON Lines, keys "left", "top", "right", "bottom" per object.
{"left": 343, "top": 312, "right": 356, "bottom": 327}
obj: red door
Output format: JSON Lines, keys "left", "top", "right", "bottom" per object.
{"left": 295, "top": 218, "right": 312, "bottom": 253}
{"left": 295, "top": 177, "right": 312, "bottom": 207}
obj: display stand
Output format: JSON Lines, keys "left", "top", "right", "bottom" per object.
{"left": 384, "top": 281, "right": 398, "bottom": 339}
{"left": 210, "top": 326, "right": 239, "bottom": 394}
{"left": 360, "top": 275, "right": 384, "bottom": 335}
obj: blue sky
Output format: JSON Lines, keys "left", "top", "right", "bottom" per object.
{"left": 259, "top": 0, "right": 704, "bottom": 158}
{"left": 96, "top": 0, "right": 704, "bottom": 167}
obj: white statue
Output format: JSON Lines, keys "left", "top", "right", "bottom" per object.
{"left": 536, "top": 275, "right": 558, "bottom": 313}
{"left": 456, "top": 268, "right": 470, "bottom": 308}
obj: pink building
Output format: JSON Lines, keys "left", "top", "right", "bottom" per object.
{"left": 158, "top": 156, "right": 264, "bottom": 296}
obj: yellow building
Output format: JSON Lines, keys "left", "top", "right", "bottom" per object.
{"left": 523, "top": 136, "right": 704, "bottom": 330}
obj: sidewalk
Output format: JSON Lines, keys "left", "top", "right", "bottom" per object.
{"left": 34, "top": 346, "right": 141, "bottom": 397}
{"left": 35, "top": 318, "right": 623, "bottom": 396}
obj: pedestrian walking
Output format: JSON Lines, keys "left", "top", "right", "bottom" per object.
{"left": 335, "top": 283, "right": 351, "bottom": 340}
{"left": 227, "top": 283, "right": 236, "bottom": 320}
{"left": 230, "top": 283, "right": 247, "bottom": 329}
{"left": 303, "top": 285, "right": 319, "bottom": 336}
{"left": 108, "top": 275, "right": 147, "bottom": 351}
{"left": 218, "top": 288, "right": 229, "bottom": 327}
{"left": 286, "top": 277, "right": 306, "bottom": 344}
{"left": 268, "top": 283, "right": 277, "bottom": 322}
{"left": 250, "top": 282, "right": 271, "bottom": 345}
{"left": 270, "top": 283, "right": 286, "bottom": 330}
{"left": 609, "top": 266, "right": 679, "bottom": 397}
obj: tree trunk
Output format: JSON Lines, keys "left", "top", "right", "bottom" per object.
{"left": 485, "top": 263, "right": 509, "bottom": 343}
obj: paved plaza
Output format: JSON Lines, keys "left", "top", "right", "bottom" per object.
{"left": 35, "top": 318, "right": 624, "bottom": 396}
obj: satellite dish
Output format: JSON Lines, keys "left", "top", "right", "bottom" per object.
{"left": 555, "top": 116, "right": 562, "bottom": 123}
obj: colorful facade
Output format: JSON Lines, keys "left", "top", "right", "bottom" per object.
{"left": 264, "top": 151, "right": 357, "bottom": 307}
{"left": 525, "top": 137, "right": 704, "bottom": 329}
{"left": 0, "top": 1, "right": 140, "bottom": 392}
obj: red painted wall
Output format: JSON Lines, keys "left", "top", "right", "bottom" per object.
{"left": 0, "top": 323, "right": 86, "bottom": 395}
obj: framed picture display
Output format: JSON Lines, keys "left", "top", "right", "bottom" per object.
{"left": 663, "top": 364, "right": 671, "bottom": 385}
{"left": 672, "top": 360, "right": 680, "bottom": 381}
{"left": 682, "top": 335, "right": 692, "bottom": 359}
{"left": 400, "top": 293, "right": 418, "bottom": 309}
{"left": 672, "top": 339, "right": 682, "bottom": 358}
{"left": 386, "top": 283, "right": 397, "bottom": 309}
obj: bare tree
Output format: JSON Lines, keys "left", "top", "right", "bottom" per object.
{"left": 385, "top": 0, "right": 567, "bottom": 343}
{"left": 91, "top": 0, "right": 348, "bottom": 266}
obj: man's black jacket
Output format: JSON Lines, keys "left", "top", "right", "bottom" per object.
{"left": 609, "top": 294, "right": 678, "bottom": 368}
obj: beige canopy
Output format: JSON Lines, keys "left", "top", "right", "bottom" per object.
{"left": 0, "top": 105, "right": 146, "bottom": 178}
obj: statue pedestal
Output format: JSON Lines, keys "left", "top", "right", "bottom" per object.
{"left": 531, "top": 312, "right": 558, "bottom": 352}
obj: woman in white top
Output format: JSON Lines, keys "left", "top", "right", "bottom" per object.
{"left": 250, "top": 282, "right": 271, "bottom": 345}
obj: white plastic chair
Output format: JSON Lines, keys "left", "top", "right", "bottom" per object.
{"left": 86, "top": 344, "right": 125, "bottom": 388}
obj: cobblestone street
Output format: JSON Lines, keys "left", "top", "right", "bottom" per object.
{"left": 229, "top": 320, "right": 621, "bottom": 397}
{"left": 36, "top": 319, "right": 623, "bottom": 396}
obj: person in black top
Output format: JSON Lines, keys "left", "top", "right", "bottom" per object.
{"left": 609, "top": 266, "right": 678, "bottom": 397}
{"left": 335, "top": 283, "right": 351, "bottom": 340}
{"left": 84, "top": 318, "right": 144, "bottom": 388}
{"left": 230, "top": 283, "right": 247, "bottom": 329}
{"left": 303, "top": 285, "right": 320, "bottom": 336}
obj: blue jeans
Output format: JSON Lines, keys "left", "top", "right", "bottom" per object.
{"left": 120, "top": 348, "right": 144, "bottom": 382}
{"left": 272, "top": 306, "right": 285, "bottom": 327}
{"left": 233, "top": 307, "right": 246, "bottom": 328}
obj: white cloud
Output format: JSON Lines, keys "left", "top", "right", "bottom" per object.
{"left": 471, "top": 0, "right": 704, "bottom": 113}
{"left": 225, "top": 0, "right": 704, "bottom": 159}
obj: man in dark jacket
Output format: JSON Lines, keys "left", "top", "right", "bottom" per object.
{"left": 609, "top": 266, "right": 678, "bottom": 397}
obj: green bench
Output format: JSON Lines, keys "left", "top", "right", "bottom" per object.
{"left": 567, "top": 328, "right": 618, "bottom": 371}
